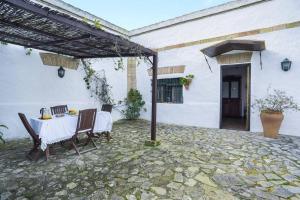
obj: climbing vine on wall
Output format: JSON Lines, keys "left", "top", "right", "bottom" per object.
{"left": 81, "top": 59, "right": 114, "bottom": 105}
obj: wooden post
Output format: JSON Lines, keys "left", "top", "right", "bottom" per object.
{"left": 151, "top": 54, "right": 158, "bottom": 141}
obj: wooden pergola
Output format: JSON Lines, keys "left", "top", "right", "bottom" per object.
{"left": 0, "top": 0, "right": 158, "bottom": 141}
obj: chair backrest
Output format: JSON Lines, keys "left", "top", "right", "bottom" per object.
{"left": 50, "top": 105, "right": 68, "bottom": 115}
{"left": 75, "top": 109, "right": 97, "bottom": 135}
{"left": 18, "top": 113, "right": 40, "bottom": 143}
{"left": 101, "top": 104, "right": 113, "bottom": 113}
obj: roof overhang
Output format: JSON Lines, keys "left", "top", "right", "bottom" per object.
{"left": 201, "top": 40, "right": 266, "bottom": 58}
{"left": 0, "top": 0, "right": 156, "bottom": 58}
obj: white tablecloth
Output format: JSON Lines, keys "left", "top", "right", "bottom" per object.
{"left": 30, "top": 111, "right": 112, "bottom": 151}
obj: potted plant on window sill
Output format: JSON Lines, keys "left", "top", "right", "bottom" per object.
{"left": 180, "top": 74, "right": 195, "bottom": 90}
{"left": 252, "top": 89, "right": 300, "bottom": 139}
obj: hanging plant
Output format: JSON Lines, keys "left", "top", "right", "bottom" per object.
{"left": 24, "top": 47, "right": 32, "bottom": 56}
{"left": 180, "top": 74, "right": 195, "bottom": 90}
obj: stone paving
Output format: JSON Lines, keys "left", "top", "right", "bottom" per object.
{"left": 1, "top": 120, "right": 300, "bottom": 200}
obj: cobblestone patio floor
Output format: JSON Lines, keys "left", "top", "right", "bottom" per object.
{"left": 1, "top": 120, "right": 300, "bottom": 200}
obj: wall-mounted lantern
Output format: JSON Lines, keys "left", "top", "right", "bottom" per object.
{"left": 58, "top": 66, "right": 65, "bottom": 78}
{"left": 281, "top": 58, "right": 292, "bottom": 72}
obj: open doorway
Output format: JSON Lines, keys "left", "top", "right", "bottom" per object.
{"left": 220, "top": 64, "right": 251, "bottom": 131}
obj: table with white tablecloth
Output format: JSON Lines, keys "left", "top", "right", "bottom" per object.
{"left": 30, "top": 111, "right": 112, "bottom": 151}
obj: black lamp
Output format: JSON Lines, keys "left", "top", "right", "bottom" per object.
{"left": 58, "top": 66, "right": 65, "bottom": 78}
{"left": 281, "top": 58, "right": 292, "bottom": 72}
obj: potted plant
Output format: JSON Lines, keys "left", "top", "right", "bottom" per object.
{"left": 180, "top": 74, "right": 195, "bottom": 90}
{"left": 252, "top": 89, "right": 300, "bottom": 139}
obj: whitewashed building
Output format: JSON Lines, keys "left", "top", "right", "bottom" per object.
{"left": 1, "top": 0, "right": 300, "bottom": 139}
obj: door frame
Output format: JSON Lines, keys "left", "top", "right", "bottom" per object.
{"left": 219, "top": 64, "right": 251, "bottom": 131}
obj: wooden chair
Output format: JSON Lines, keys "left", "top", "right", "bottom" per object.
{"left": 101, "top": 104, "right": 113, "bottom": 113}
{"left": 70, "top": 109, "right": 98, "bottom": 155}
{"left": 18, "top": 113, "right": 68, "bottom": 161}
{"left": 18, "top": 113, "right": 42, "bottom": 161}
{"left": 50, "top": 105, "right": 68, "bottom": 115}
{"left": 98, "top": 104, "right": 113, "bottom": 141}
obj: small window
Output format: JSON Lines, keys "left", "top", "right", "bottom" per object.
{"left": 157, "top": 78, "right": 183, "bottom": 103}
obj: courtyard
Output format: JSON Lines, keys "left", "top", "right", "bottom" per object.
{"left": 1, "top": 120, "right": 300, "bottom": 200}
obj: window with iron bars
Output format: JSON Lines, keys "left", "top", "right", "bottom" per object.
{"left": 157, "top": 78, "right": 183, "bottom": 103}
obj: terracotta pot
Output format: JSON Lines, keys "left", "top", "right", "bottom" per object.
{"left": 184, "top": 79, "right": 192, "bottom": 90}
{"left": 260, "top": 112, "right": 284, "bottom": 139}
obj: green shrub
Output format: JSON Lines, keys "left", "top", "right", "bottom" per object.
{"left": 122, "top": 89, "right": 146, "bottom": 120}
{"left": 0, "top": 125, "right": 8, "bottom": 143}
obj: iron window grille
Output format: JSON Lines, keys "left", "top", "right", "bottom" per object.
{"left": 157, "top": 78, "right": 183, "bottom": 103}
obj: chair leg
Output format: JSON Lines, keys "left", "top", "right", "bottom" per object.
{"left": 96, "top": 133, "right": 103, "bottom": 140}
{"left": 85, "top": 133, "right": 98, "bottom": 149}
{"left": 71, "top": 140, "right": 80, "bottom": 156}
{"left": 60, "top": 141, "right": 65, "bottom": 147}
{"left": 28, "top": 146, "right": 36, "bottom": 156}
{"left": 106, "top": 132, "right": 112, "bottom": 142}
{"left": 90, "top": 136, "right": 97, "bottom": 148}
{"left": 91, "top": 132, "right": 100, "bottom": 139}
{"left": 27, "top": 143, "right": 40, "bottom": 161}
{"left": 45, "top": 146, "right": 50, "bottom": 161}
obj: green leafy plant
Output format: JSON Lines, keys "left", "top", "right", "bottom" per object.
{"left": 252, "top": 89, "right": 300, "bottom": 113}
{"left": 82, "top": 17, "right": 89, "bottom": 24}
{"left": 24, "top": 47, "right": 32, "bottom": 56}
{"left": 81, "top": 59, "right": 114, "bottom": 105}
{"left": 94, "top": 19, "right": 102, "bottom": 29}
{"left": 122, "top": 89, "right": 146, "bottom": 120}
{"left": 114, "top": 58, "right": 124, "bottom": 71}
{"left": 0, "top": 125, "right": 8, "bottom": 144}
{"left": 179, "top": 74, "right": 195, "bottom": 89}
{"left": 81, "top": 17, "right": 102, "bottom": 29}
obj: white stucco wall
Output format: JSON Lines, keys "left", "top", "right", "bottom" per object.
{"left": 0, "top": 45, "right": 127, "bottom": 139}
{"left": 132, "top": 0, "right": 300, "bottom": 136}
{"left": 132, "top": 0, "right": 300, "bottom": 46}
{"left": 1, "top": 0, "right": 300, "bottom": 139}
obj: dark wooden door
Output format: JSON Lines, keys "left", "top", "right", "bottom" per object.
{"left": 222, "top": 76, "right": 241, "bottom": 117}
